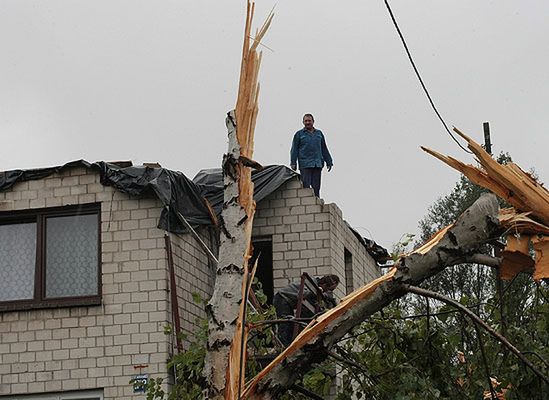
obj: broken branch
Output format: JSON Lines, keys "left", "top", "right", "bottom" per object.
{"left": 407, "top": 285, "right": 549, "bottom": 385}
{"left": 242, "top": 194, "right": 502, "bottom": 398}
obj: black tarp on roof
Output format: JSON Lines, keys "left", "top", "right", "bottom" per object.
{"left": 0, "top": 161, "right": 389, "bottom": 261}
{"left": 0, "top": 160, "right": 298, "bottom": 233}
{"left": 193, "top": 168, "right": 390, "bottom": 263}
{"left": 193, "top": 165, "right": 298, "bottom": 216}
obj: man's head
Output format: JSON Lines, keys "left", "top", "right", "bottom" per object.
{"left": 302, "top": 113, "right": 315, "bottom": 131}
{"left": 318, "top": 274, "right": 340, "bottom": 292}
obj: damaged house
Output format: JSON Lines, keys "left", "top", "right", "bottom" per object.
{"left": 0, "top": 160, "right": 386, "bottom": 399}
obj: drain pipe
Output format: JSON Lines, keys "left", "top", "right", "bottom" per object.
{"left": 164, "top": 233, "right": 183, "bottom": 352}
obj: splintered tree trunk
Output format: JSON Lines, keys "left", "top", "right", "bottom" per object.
{"left": 203, "top": 2, "right": 273, "bottom": 399}
{"left": 422, "top": 128, "right": 549, "bottom": 280}
{"left": 203, "top": 111, "right": 253, "bottom": 399}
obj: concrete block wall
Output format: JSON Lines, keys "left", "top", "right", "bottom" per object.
{"left": 253, "top": 177, "right": 379, "bottom": 300}
{"left": 253, "top": 178, "right": 332, "bottom": 289}
{"left": 0, "top": 167, "right": 172, "bottom": 399}
{"left": 327, "top": 203, "right": 379, "bottom": 295}
{"left": 170, "top": 227, "right": 215, "bottom": 340}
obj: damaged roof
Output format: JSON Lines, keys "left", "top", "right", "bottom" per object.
{"left": 0, "top": 160, "right": 388, "bottom": 262}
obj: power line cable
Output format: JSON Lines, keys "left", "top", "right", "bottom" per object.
{"left": 383, "top": 0, "right": 473, "bottom": 154}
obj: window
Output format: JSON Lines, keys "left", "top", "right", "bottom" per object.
{"left": 250, "top": 236, "right": 273, "bottom": 304}
{"left": 0, "top": 204, "right": 101, "bottom": 311}
{"left": 344, "top": 248, "right": 353, "bottom": 295}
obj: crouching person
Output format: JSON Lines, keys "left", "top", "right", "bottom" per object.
{"left": 273, "top": 274, "right": 340, "bottom": 346}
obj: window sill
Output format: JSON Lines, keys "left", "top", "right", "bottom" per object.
{"left": 0, "top": 296, "right": 101, "bottom": 312}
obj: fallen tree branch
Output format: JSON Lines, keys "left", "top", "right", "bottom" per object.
{"left": 243, "top": 194, "right": 502, "bottom": 399}
{"left": 422, "top": 130, "right": 549, "bottom": 281}
{"left": 370, "top": 301, "right": 494, "bottom": 321}
{"left": 522, "top": 351, "right": 549, "bottom": 369}
{"left": 464, "top": 253, "right": 501, "bottom": 268}
{"left": 407, "top": 285, "right": 549, "bottom": 385}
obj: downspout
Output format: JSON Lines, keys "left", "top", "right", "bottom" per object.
{"left": 164, "top": 233, "right": 183, "bottom": 352}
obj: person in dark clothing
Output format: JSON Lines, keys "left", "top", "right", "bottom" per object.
{"left": 290, "top": 114, "right": 333, "bottom": 197}
{"left": 273, "top": 274, "right": 340, "bottom": 346}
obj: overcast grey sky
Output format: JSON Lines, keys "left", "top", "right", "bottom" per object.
{"left": 1, "top": 1, "right": 548, "bottom": 249}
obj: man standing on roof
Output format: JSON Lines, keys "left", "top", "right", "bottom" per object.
{"left": 290, "top": 114, "right": 333, "bottom": 197}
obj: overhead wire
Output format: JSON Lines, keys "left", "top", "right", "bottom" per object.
{"left": 383, "top": 0, "right": 474, "bottom": 154}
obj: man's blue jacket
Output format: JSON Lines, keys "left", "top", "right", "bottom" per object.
{"left": 290, "top": 128, "right": 333, "bottom": 169}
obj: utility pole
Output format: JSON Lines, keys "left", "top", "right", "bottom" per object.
{"left": 483, "top": 121, "right": 506, "bottom": 337}
{"left": 483, "top": 122, "right": 492, "bottom": 156}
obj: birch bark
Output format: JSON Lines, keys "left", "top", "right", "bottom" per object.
{"left": 203, "top": 111, "right": 253, "bottom": 399}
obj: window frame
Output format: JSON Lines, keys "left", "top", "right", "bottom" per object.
{"left": 0, "top": 203, "right": 102, "bottom": 312}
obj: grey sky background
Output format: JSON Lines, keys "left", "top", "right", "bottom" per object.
{"left": 1, "top": 0, "right": 547, "bottom": 250}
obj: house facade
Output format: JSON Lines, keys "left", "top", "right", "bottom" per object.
{"left": 0, "top": 163, "right": 382, "bottom": 399}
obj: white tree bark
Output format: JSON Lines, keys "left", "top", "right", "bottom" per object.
{"left": 202, "top": 3, "right": 272, "bottom": 397}
{"left": 203, "top": 111, "right": 254, "bottom": 399}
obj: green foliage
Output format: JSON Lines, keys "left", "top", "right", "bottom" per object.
{"left": 143, "top": 377, "right": 166, "bottom": 400}
{"left": 166, "top": 318, "right": 209, "bottom": 400}
{"left": 244, "top": 279, "right": 279, "bottom": 379}
{"left": 302, "top": 363, "right": 337, "bottom": 395}
{"left": 191, "top": 291, "right": 205, "bottom": 305}
{"left": 331, "top": 287, "right": 549, "bottom": 398}
{"left": 392, "top": 233, "right": 416, "bottom": 261}
{"left": 251, "top": 277, "right": 269, "bottom": 305}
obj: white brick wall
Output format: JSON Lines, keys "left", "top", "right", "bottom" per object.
{"left": 0, "top": 168, "right": 171, "bottom": 399}
{"left": 0, "top": 169, "right": 379, "bottom": 398}
{"left": 170, "top": 227, "right": 215, "bottom": 339}
{"left": 253, "top": 177, "right": 379, "bottom": 300}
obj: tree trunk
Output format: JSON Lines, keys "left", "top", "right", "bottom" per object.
{"left": 203, "top": 111, "right": 253, "bottom": 399}
{"left": 202, "top": 3, "right": 273, "bottom": 398}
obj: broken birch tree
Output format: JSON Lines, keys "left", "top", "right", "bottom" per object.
{"left": 421, "top": 127, "right": 549, "bottom": 281}
{"left": 242, "top": 193, "right": 503, "bottom": 398}
{"left": 203, "top": 2, "right": 272, "bottom": 399}
{"left": 240, "top": 132, "right": 548, "bottom": 398}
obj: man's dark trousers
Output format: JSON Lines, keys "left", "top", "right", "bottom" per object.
{"left": 273, "top": 294, "right": 294, "bottom": 346}
{"left": 300, "top": 167, "right": 322, "bottom": 197}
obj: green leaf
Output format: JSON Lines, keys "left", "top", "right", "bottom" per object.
{"left": 191, "top": 292, "right": 203, "bottom": 304}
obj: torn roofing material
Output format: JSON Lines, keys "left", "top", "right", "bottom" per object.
{"left": 193, "top": 166, "right": 300, "bottom": 215}
{"left": 0, "top": 160, "right": 298, "bottom": 233}
{"left": 0, "top": 160, "right": 389, "bottom": 261}
{"left": 345, "top": 222, "right": 390, "bottom": 263}
{"left": 195, "top": 169, "right": 389, "bottom": 262}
